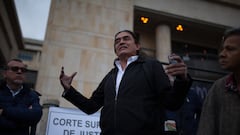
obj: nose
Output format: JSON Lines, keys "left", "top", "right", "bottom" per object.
{"left": 116, "top": 37, "right": 128, "bottom": 45}
{"left": 16, "top": 69, "right": 23, "bottom": 74}
{"left": 219, "top": 49, "right": 226, "bottom": 58}
{"left": 118, "top": 38, "right": 126, "bottom": 45}
{"left": 16, "top": 68, "right": 26, "bottom": 73}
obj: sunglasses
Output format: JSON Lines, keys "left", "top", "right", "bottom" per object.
{"left": 7, "top": 66, "right": 28, "bottom": 73}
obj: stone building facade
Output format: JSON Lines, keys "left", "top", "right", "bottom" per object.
{"left": 1, "top": 0, "right": 240, "bottom": 134}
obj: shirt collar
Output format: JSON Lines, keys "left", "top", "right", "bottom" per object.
{"left": 114, "top": 55, "right": 139, "bottom": 70}
{"left": 225, "top": 73, "right": 240, "bottom": 94}
{"left": 6, "top": 84, "right": 23, "bottom": 97}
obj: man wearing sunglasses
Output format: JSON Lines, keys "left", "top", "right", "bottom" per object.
{"left": 0, "top": 59, "right": 42, "bottom": 135}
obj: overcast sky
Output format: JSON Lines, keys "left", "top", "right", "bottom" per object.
{"left": 14, "top": 0, "right": 51, "bottom": 41}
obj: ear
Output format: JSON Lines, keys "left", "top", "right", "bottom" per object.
{"left": 136, "top": 43, "right": 141, "bottom": 50}
{"left": 2, "top": 71, "right": 6, "bottom": 79}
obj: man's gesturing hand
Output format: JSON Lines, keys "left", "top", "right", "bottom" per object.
{"left": 59, "top": 66, "right": 77, "bottom": 90}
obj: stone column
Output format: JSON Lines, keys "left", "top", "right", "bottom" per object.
{"left": 35, "top": 0, "right": 134, "bottom": 134}
{"left": 155, "top": 24, "right": 171, "bottom": 63}
{"left": 156, "top": 24, "right": 175, "bottom": 84}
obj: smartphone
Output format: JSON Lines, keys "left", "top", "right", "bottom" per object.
{"left": 168, "top": 55, "right": 178, "bottom": 64}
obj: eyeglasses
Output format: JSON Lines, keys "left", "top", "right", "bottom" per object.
{"left": 7, "top": 66, "right": 28, "bottom": 73}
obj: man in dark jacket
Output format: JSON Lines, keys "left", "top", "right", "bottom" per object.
{"left": 59, "top": 30, "right": 192, "bottom": 135}
{"left": 0, "top": 59, "right": 42, "bottom": 135}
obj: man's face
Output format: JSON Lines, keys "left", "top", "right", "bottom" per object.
{"left": 114, "top": 32, "right": 140, "bottom": 58}
{"left": 219, "top": 35, "right": 240, "bottom": 72}
{"left": 3, "top": 60, "right": 27, "bottom": 85}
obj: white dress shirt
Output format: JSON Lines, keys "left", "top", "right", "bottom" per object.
{"left": 114, "top": 56, "right": 138, "bottom": 94}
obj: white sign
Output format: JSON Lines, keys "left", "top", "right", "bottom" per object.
{"left": 46, "top": 107, "right": 101, "bottom": 135}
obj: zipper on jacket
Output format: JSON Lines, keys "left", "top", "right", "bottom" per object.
{"left": 111, "top": 70, "right": 118, "bottom": 132}
{"left": 114, "top": 95, "right": 117, "bottom": 133}
{"left": 111, "top": 62, "right": 137, "bottom": 133}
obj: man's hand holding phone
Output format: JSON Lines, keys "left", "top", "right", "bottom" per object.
{"left": 165, "top": 54, "right": 188, "bottom": 80}
{"left": 168, "top": 54, "right": 178, "bottom": 65}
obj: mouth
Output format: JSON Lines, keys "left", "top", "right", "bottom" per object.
{"left": 118, "top": 45, "right": 128, "bottom": 51}
{"left": 219, "top": 59, "right": 227, "bottom": 65}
